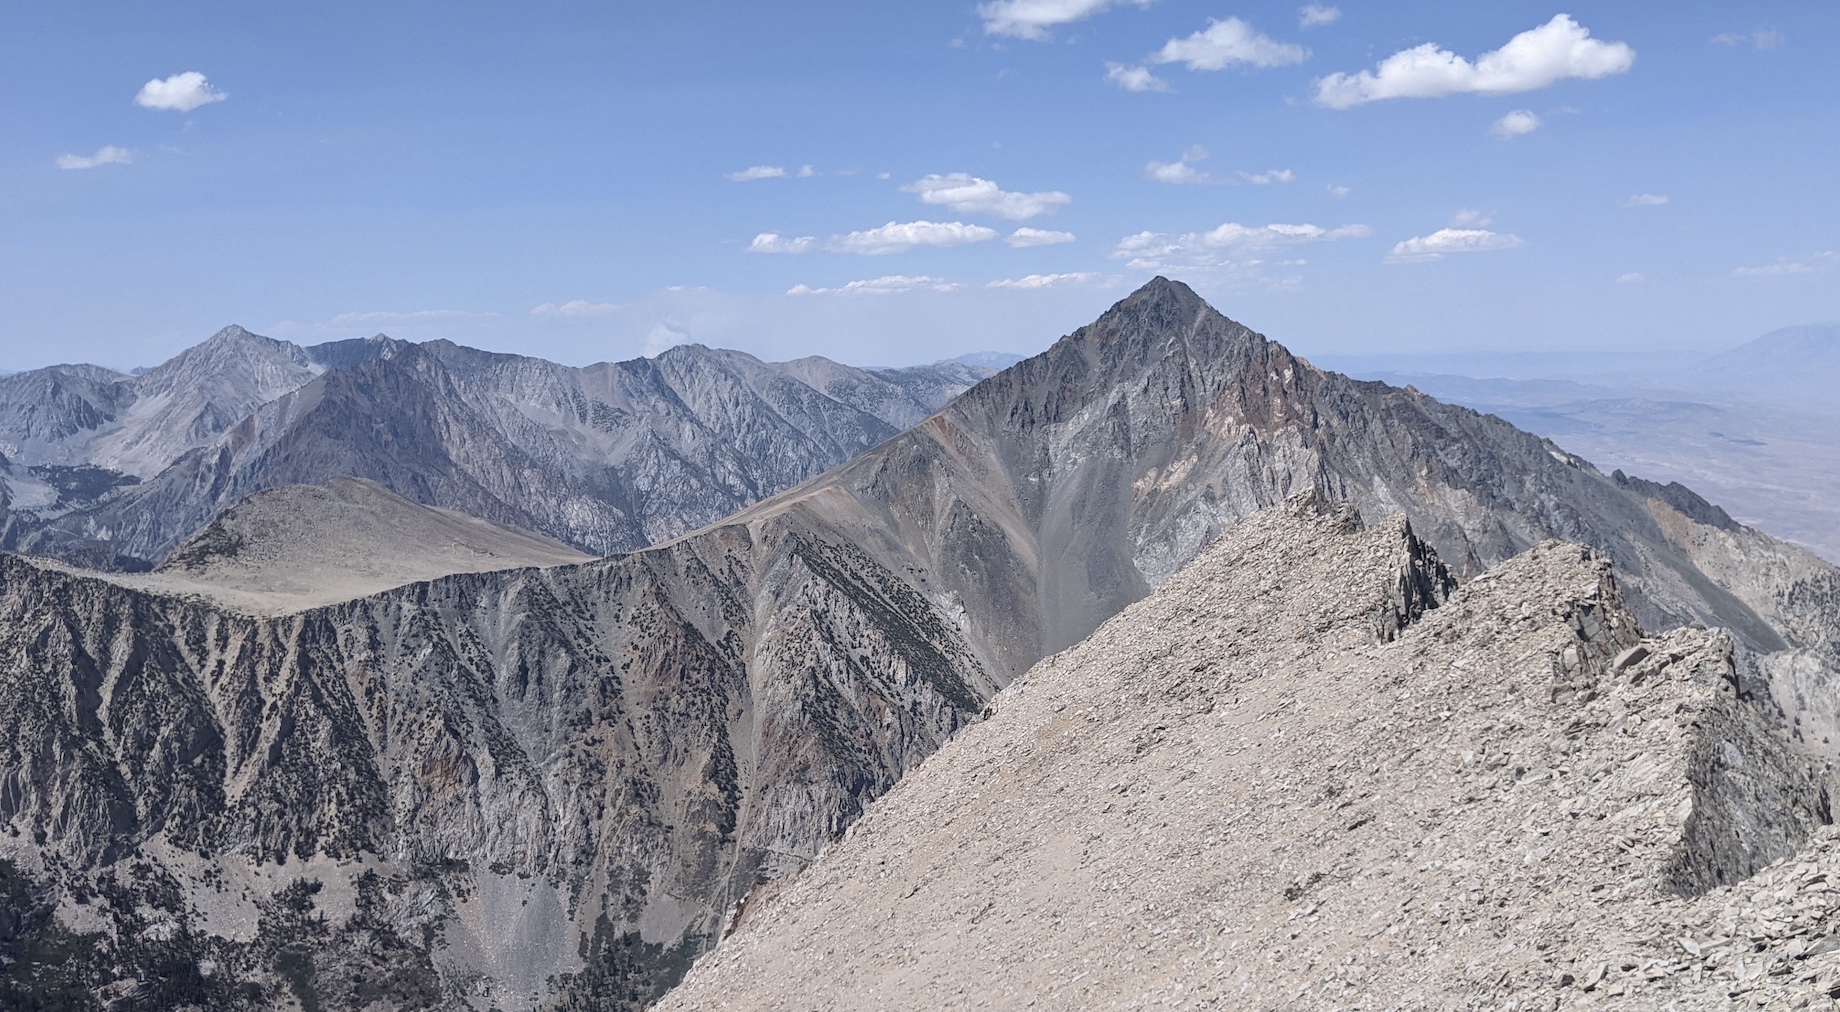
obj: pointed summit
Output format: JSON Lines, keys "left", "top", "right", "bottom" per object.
{"left": 1118, "top": 275, "right": 1205, "bottom": 313}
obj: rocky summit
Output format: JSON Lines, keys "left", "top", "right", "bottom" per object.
{"left": 657, "top": 497, "right": 1838, "bottom": 1011}
{"left": 0, "top": 279, "right": 1837, "bottom": 1010}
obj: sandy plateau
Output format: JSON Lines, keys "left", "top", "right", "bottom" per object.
{"left": 77, "top": 477, "right": 594, "bottom": 613}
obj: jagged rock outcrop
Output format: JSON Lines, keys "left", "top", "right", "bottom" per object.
{"left": 657, "top": 499, "right": 1837, "bottom": 1011}
{"left": 0, "top": 334, "right": 998, "bottom": 565}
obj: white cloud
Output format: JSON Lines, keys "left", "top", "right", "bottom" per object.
{"left": 1384, "top": 228, "right": 1524, "bottom": 263}
{"left": 1240, "top": 168, "right": 1295, "bottom": 185}
{"left": 1616, "top": 272, "right": 1645, "bottom": 284}
{"left": 830, "top": 220, "right": 998, "bottom": 254}
{"left": 1153, "top": 17, "right": 1307, "bottom": 71}
{"left": 979, "top": 0, "right": 1152, "bottom": 40}
{"left": 787, "top": 275, "right": 961, "bottom": 296}
{"left": 1731, "top": 251, "right": 1834, "bottom": 277}
{"left": 1112, "top": 221, "right": 1370, "bottom": 271}
{"left": 1313, "top": 15, "right": 1634, "bottom": 109}
{"left": 1326, "top": 183, "right": 1350, "bottom": 197}
{"left": 749, "top": 232, "right": 818, "bottom": 254}
{"left": 728, "top": 165, "right": 787, "bottom": 182}
{"left": 905, "top": 173, "right": 1071, "bottom": 220}
{"left": 644, "top": 319, "right": 693, "bottom": 356}
{"left": 1105, "top": 62, "right": 1171, "bottom": 92}
{"left": 1619, "top": 193, "right": 1669, "bottom": 207}
{"left": 1145, "top": 147, "right": 1211, "bottom": 183}
{"left": 988, "top": 272, "right": 1102, "bottom": 289}
{"left": 751, "top": 220, "right": 1003, "bottom": 256}
{"left": 1490, "top": 109, "right": 1542, "bottom": 138}
{"left": 531, "top": 300, "right": 620, "bottom": 317}
{"left": 797, "top": 164, "right": 817, "bottom": 178}
{"left": 1007, "top": 227, "right": 1076, "bottom": 247}
{"left": 135, "top": 71, "right": 228, "bottom": 112}
{"left": 1298, "top": 4, "right": 1340, "bottom": 29}
{"left": 1713, "top": 29, "right": 1784, "bottom": 51}
{"left": 1449, "top": 209, "right": 1494, "bottom": 227}
{"left": 56, "top": 145, "right": 133, "bottom": 170}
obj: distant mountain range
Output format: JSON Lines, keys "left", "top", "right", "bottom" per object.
{"left": 0, "top": 330, "right": 1000, "bottom": 567}
{"left": 1, "top": 279, "right": 1835, "bottom": 1010}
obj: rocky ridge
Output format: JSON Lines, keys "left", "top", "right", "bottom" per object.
{"left": 657, "top": 497, "right": 1839, "bottom": 1011}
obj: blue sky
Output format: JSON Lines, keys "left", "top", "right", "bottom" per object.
{"left": 2, "top": 1, "right": 1835, "bottom": 371}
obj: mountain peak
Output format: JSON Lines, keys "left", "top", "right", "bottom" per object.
{"left": 203, "top": 324, "right": 261, "bottom": 345}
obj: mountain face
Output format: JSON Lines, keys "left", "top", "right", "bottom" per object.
{"left": 725, "top": 278, "right": 1838, "bottom": 689}
{"left": 655, "top": 499, "right": 1835, "bottom": 1011}
{"left": 1, "top": 279, "right": 1837, "bottom": 1010}
{"left": 0, "top": 495, "right": 994, "bottom": 1011}
{"left": 0, "top": 334, "right": 998, "bottom": 566}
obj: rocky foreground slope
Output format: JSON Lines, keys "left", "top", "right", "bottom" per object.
{"left": 658, "top": 497, "right": 1839, "bottom": 1011}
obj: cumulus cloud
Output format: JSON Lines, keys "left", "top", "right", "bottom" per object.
{"left": 1713, "top": 29, "right": 1784, "bottom": 51}
{"left": 1313, "top": 15, "right": 1634, "bottom": 109}
{"left": 1153, "top": 17, "right": 1307, "bottom": 71}
{"left": 1105, "top": 62, "right": 1171, "bottom": 92}
{"left": 56, "top": 145, "right": 133, "bottom": 170}
{"left": 531, "top": 300, "right": 620, "bottom": 317}
{"left": 1299, "top": 4, "right": 1340, "bottom": 29}
{"left": 1490, "top": 109, "right": 1542, "bottom": 138}
{"left": 831, "top": 220, "right": 999, "bottom": 254}
{"left": 1616, "top": 272, "right": 1645, "bottom": 283}
{"left": 1731, "top": 251, "right": 1833, "bottom": 277}
{"left": 797, "top": 164, "right": 817, "bottom": 177}
{"left": 988, "top": 272, "right": 1102, "bottom": 289}
{"left": 787, "top": 275, "right": 961, "bottom": 296}
{"left": 1145, "top": 147, "right": 1212, "bottom": 184}
{"left": 1619, "top": 193, "right": 1669, "bottom": 207}
{"left": 1112, "top": 221, "right": 1370, "bottom": 271}
{"left": 728, "top": 165, "right": 787, "bottom": 182}
{"left": 1326, "top": 183, "right": 1351, "bottom": 197}
{"left": 1007, "top": 227, "right": 1076, "bottom": 247}
{"left": 753, "top": 222, "right": 1001, "bottom": 256}
{"left": 1240, "top": 168, "right": 1295, "bottom": 185}
{"left": 905, "top": 173, "right": 1071, "bottom": 220}
{"left": 1384, "top": 228, "right": 1524, "bottom": 263}
{"left": 135, "top": 71, "right": 228, "bottom": 112}
{"left": 1449, "top": 209, "right": 1494, "bottom": 227}
{"left": 979, "top": 0, "right": 1152, "bottom": 40}
{"left": 748, "top": 233, "right": 819, "bottom": 254}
